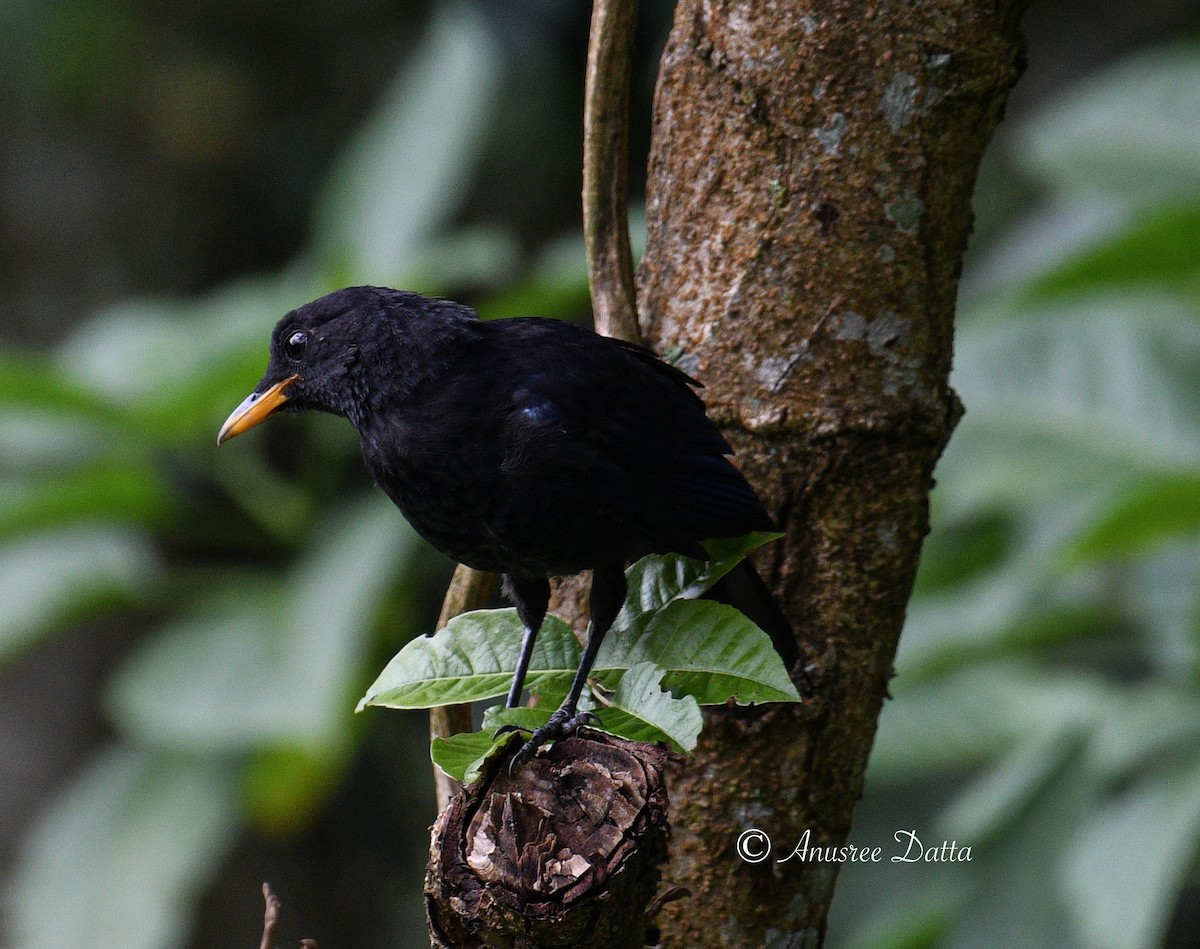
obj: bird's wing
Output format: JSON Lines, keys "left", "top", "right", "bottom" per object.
{"left": 496, "top": 320, "right": 772, "bottom": 549}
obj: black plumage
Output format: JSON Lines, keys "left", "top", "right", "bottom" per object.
{"left": 219, "top": 286, "right": 775, "bottom": 763}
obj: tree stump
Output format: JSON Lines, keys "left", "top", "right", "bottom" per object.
{"left": 426, "top": 731, "right": 670, "bottom": 948}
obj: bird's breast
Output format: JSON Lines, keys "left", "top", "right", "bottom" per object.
{"left": 360, "top": 428, "right": 628, "bottom": 577}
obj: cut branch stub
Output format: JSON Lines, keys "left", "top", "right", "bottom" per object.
{"left": 426, "top": 731, "right": 670, "bottom": 948}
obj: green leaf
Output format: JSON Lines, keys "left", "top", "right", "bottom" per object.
{"left": 868, "top": 663, "right": 1111, "bottom": 782}
{"left": 0, "top": 527, "right": 158, "bottom": 668}
{"left": 899, "top": 502, "right": 1114, "bottom": 679}
{"left": 312, "top": 1, "right": 502, "bottom": 284}
{"left": 0, "top": 462, "right": 170, "bottom": 540}
{"left": 1022, "top": 203, "right": 1200, "bottom": 302}
{"left": 1062, "top": 753, "right": 1200, "bottom": 949}
{"left": 366, "top": 595, "right": 798, "bottom": 715}
{"left": 365, "top": 582, "right": 798, "bottom": 718}
{"left": 437, "top": 673, "right": 700, "bottom": 773}
{"left": 939, "top": 296, "right": 1200, "bottom": 516}
{"left": 1066, "top": 473, "right": 1200, "bottom": 562}
{"left": 617, "top": 531, "right": 782, "bottom": 631}
{"left": 603, "top": 661, "right": 702, "bottom": 752}
{"left": 55, "top": 273, "right": 317, "bottom": 443}
{"left": 242, "top": 743, "right": 348, "bottom": 836}
{"left": 4, "top": 746, "right": 239, "bottom": 949}
{"left": 359, "top": 609, "right": 580, "bottom": 709}
{"left": 599, "top": 600, "right": 800, "bottom": 705}
{"left": 108, "top": 495, "right": 418, "bottom": 750}
{"left": 939, "top": 729, "right": 1081, "bottom": 845}
{"left": 480, "top": 704, "right": 553, "bottom": 734}
{"left": 486, "top": 688, "right": 687, "bottom": 750}
{"left": 942, "top": 755, "right": 1097, "bottom": 949}
{"left": 0, "top": 348, "right": 125, "bottom": 422}
{"left": 431, "top": 729, "right": 518, "bottom": 786}
{"left": 1016, "top": 47, "right": 1200, "bottom": 204}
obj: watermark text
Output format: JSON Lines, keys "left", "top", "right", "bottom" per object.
{"left": 735, "top": 828, "right": 972, "bottom": 865}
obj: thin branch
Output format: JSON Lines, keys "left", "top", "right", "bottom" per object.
{"left": 259, "top": 883, "right": 319, "bottom": 949}
{"left": 583, "top": 0, "right": 641, "bottom": 344}
{"left": 429, "top": 564, "right": 499, "bottom": 811}
{"left": 260, "top": 883, "right": 281, "bottom": 949}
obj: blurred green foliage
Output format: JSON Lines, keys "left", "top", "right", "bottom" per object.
{"left": 827, "top": 45, "right": 1200, "bottom": 949}
{"left": 0, "top": 2, "right": 1197, "bottom": 947}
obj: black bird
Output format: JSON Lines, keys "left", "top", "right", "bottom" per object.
{"left": 218, "top": 286, "right": 776, "bottom": 764}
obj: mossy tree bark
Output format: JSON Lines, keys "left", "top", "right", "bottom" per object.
{"left": 635, "top": 1, "right": 1027, "bottom": 945}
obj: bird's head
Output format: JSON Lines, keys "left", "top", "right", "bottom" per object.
{"left": 217, "top": 285, "right": 478, "bottom": 445}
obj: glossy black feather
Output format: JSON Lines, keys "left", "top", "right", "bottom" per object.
{"left": 250, "top": 286, "right": 773, "bottom": 577}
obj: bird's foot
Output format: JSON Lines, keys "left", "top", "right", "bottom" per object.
{"left": 507, "top": 706, "right": 598, "bottom": 774}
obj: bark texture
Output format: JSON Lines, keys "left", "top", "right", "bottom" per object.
{"left": 636, "top": 1, "right": 1026, "bottom": 945}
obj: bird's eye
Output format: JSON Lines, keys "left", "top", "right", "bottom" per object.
{"left": 284, "top": 330, "right": 308, "bottom": 361}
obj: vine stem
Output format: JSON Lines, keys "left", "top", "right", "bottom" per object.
{"left": 583, "top": 0, "right": 642, "bottom": 344}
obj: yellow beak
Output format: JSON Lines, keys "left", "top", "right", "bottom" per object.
{"left": 217, "top": 375, "right": 299, "bottom": 445}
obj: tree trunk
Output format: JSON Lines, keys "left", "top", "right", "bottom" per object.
{"left": 635, "top": 1, "right": 1027, "bottom": 945}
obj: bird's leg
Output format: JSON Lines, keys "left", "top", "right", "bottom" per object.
{"left": 510, "top": 562, "right": 627, "bottom": 770}
{"left": 501, "top": 575, "right": 550, "bottom": 708}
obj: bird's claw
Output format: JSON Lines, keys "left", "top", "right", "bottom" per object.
{"left": 507, "top": 708, "right": 598, "bottom": 775}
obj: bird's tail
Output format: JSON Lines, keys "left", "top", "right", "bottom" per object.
{"left": 706, "top": 559, "right": 798, "bottom": 670}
